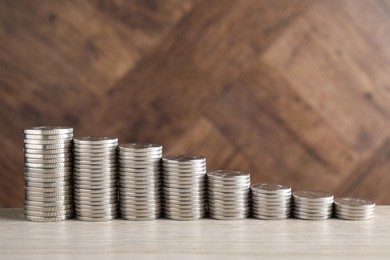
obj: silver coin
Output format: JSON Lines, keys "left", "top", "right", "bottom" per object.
{"left": 334, "top": 197, "right": 375, "bottom": 209}
{"left": 24, "top": 157, "right": 72, "bottom": 164}
{"left": 24, "top": 183, "right": 73, "bottom": 192}
{"left": 208, "top": 208, "right": 251, "bottom": 216}
{"left": 119, "top": 174, "right": 160, "bottom": 180}
{"left": 24, "top": 133, "right": 73, "bottom": 140}
{"left": 208, "top": 178, "right": 251, "bottom": 185}
{"left": 163, "top": 154, "right": 205, "bottom": 162}
{"left": 73, "top": 136, "right": 118, "bottom": 144}
{"left": 293, "top": 190, "right": 334, "bottom": 201}
{"left": 207, "top": 169, "right": 250, "bottom": 179}
{"left": 24, "top": 152, "right": 71, "bottom": 159}
{"left": 24, "top": 176, "right": 73, "bottom": 183}
{"left": 24, "top": 209, "right": 74, "bottom": 217}
{"left": 293, "top": 208, "right": 332, "bottom": 216}
{"left": 251, "top": 183, "right": 291, "bottom": 194}
{"left": 119, "top": 143, "right": 162, "bottom": 151}
{"left": 293, "top": 202, "right": 333, "bottom": 211}
{"left": 119, "top": 155, "right": 161, "bottom": 161}
{"left": 24, "top": 126, "right": 73, "bottom": 135}
{"left": 121, "top": 214, "right": 160, "bottom": 221}
{"left": 334, "top": 212, "right": 374, "bottom": 221}
{"left": 25, "top": 214, "right": 73, "bottom": 222}
{"left": 24, "top": 199, "right": 72, "bottom": 206}
{"left": 253, "top": 213, "right": 291, "bottom": 220}
{"left": 209, "top": 213, "right": 249, "bottom": 220}
{"left": 76, "top": 215, "right": 117, "bottom": 222}
{"left": 294, "top": 212, "right": 332, "bottom": 220}
{"left": 165, "top": 213, "right": 205, "bottom": 221}
{"left": 24, "top": 138, "right": 72, "bottom": 145}
{"left": 24, "top": 143, "right": 72, "bottom": 150}
{"left": 74, "top": 150, "right": 117, "bottom": 155}
{"left": 24, "top": 148, "right": 72, "bottom": 154}
{"left": 76, "top": 206, "right": 118, "bottom": 214}
{"left": 25, "top": 161, "right": 72, "bottom": 168}
{"left": 74, "top": 191, "right": 117, "bottom": 198}
{"left": 334, "top": 208, "right": 375, "bottom": 217}
{"left": 25, "top": 189, "right": 73, "bottom": 197}
{"left": 74, "top": 198, "right": 117, "bottom": 205}
{"left": 24, "top": 203, "right": 73, "bottom": 211}
{"left": 252, "top": 192, "right": 292, "bottom": 200}
{"left": 163, "top": 165, "right": 206, "bottom": 170}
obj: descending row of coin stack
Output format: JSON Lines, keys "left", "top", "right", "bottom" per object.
{"left": 23, "top": 127, "right": 376, "bottom": 222}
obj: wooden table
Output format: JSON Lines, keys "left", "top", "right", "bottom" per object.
{"left": 1, "top": 207, "right": 389, "bottom": 259}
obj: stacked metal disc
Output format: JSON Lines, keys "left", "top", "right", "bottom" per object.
{"left": 23, "top": 126, "right": 74, "bottom": 222}
{"left": 334, "top": 197, "right": 375, "bottom": 220}
{"left": 207, "top": 170, "right": 250, "bottom": 220}
{"left": 251, "top": 183, "right": 292, "bottom": 220}
{"left": 293, "top": 190, "right": 334, "bottom": 220}
{"left": 73, "top": 137, "right": 118, "bottom": 221}
{"left": 162, "top": 154, "right": 206, "bottom": 220}
{"left": 118, "top": 143, "right": 162, "bottom": 220}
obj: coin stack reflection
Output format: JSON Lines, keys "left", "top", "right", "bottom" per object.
{"left": 73, "top": 137, "right": 118, "bottom": 221}
{"left": 334, "top": 197, "right": 375, "bottom": 220}
{"left": 251, "top": 183, "right": 292, "bottom": 220}
{"left": 207, "top": 170, "right": 250, "bottom": 220}
{"left": 119, "top": 143, "right": 162, "bottom": 220}
{"left": 293, "top": 190, "right": 333, "bottom": 220}
{"left": 23, "top": 126, "right": 74, "bottom": 222}
{"left": 162, "top": 154, "right": 206, "bottom": 220}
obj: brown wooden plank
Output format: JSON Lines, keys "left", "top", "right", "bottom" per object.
{"left": 336, "top": 138, "right": 390, "bottom": 204}
{"left": 228, "top": 63, "right": 359, "bottom": 177}
{"left": 205, "top": 80, "right": 340, "bottom": 192}
{"left": 0, "top": 0, "right": 197, "bottom": 207}
{"left": 261, "top": 0, "right": 390, "bottom": 157}
{"left": 79, "top": 0, "right": 313, "bottom": 146}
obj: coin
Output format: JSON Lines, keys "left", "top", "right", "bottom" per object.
{"left": 333, "top": 197, "right": 375, "bottom": 221}
{"left": 118, "top": 143, "right": 162, "bottom": 221}
{"left": 24, "top": 126, "right": 73, "bottom": 135}
{"left": 162, "top": 154, "right": 206, "bottom": 221}
{"left": 207, "top": 169, "right": 250, "bottom": 220}
{"left": 24, "top": 126, "right": 74, "bottom": 222}
{"left": 73, "top": 136, "right": 118, "bottom": 221}
{"left": 293, "top": 190, "right": 334, "bottom": 220}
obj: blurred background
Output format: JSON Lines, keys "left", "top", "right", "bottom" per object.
{"left": 1, "top": 0, "right": 390, "bottom": 207}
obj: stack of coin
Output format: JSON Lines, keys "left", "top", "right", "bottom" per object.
{"left": 251, "top": 183, "right": 292, "bottom": 220}
{"left": 162, "top": 154, "right": 206, "bottom": 220}
{"left": 23, "top": 126, "right": 74, "bottom": 222}
{"left": 118, "top": 143, "right": 162, "bottom": 220}
{"left": 207, "top": 170, "right": 250, "bottom": 220}
{"left": 293, "top": 190, "right": 333, "bottom": 220}
{"left": 334, "top": 197, "right": 375, "bottom": 220}
{"left": 73, "top": 137, "right": 118, "bottom": 221}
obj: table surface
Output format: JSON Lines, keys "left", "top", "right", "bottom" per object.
{"left": 1, "top": 207, "right": 389, "bottom": 259}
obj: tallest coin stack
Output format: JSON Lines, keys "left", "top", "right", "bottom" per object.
{"left": 23, "top": 126, "right": 74, "bottom": 222}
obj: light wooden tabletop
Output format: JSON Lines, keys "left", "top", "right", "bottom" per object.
{"left": 1, "top": 207, "right": 389, "bottom": 259}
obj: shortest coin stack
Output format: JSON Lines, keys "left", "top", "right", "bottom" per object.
{"left": 334, "top": 197, "right": 375, "bottom": 220}
{"left": 207, "top": 170, "right": 251, "bottom": 220}
{"left": 251, "top": 183, "right": 292, "bottom": 220}
{"left": 73, "top": 137, "right": 118, "bottom": 221}
{"left": 293, "top": 190, "right": 333, "bottom": 220}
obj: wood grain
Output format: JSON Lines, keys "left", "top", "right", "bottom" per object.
{"left": 1, "top": 0, "right": 390, "bottom": 207}
{"left": 0, "top": 208, "right": 390, "bottom": 259}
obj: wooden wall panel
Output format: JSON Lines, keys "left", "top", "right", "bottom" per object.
{"left": 0, "top": 0, "right": 389, "bottom": 207}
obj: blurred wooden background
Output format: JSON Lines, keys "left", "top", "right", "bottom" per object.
{"left": 1, "top": 0, "right": 390, "bottom": 207}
